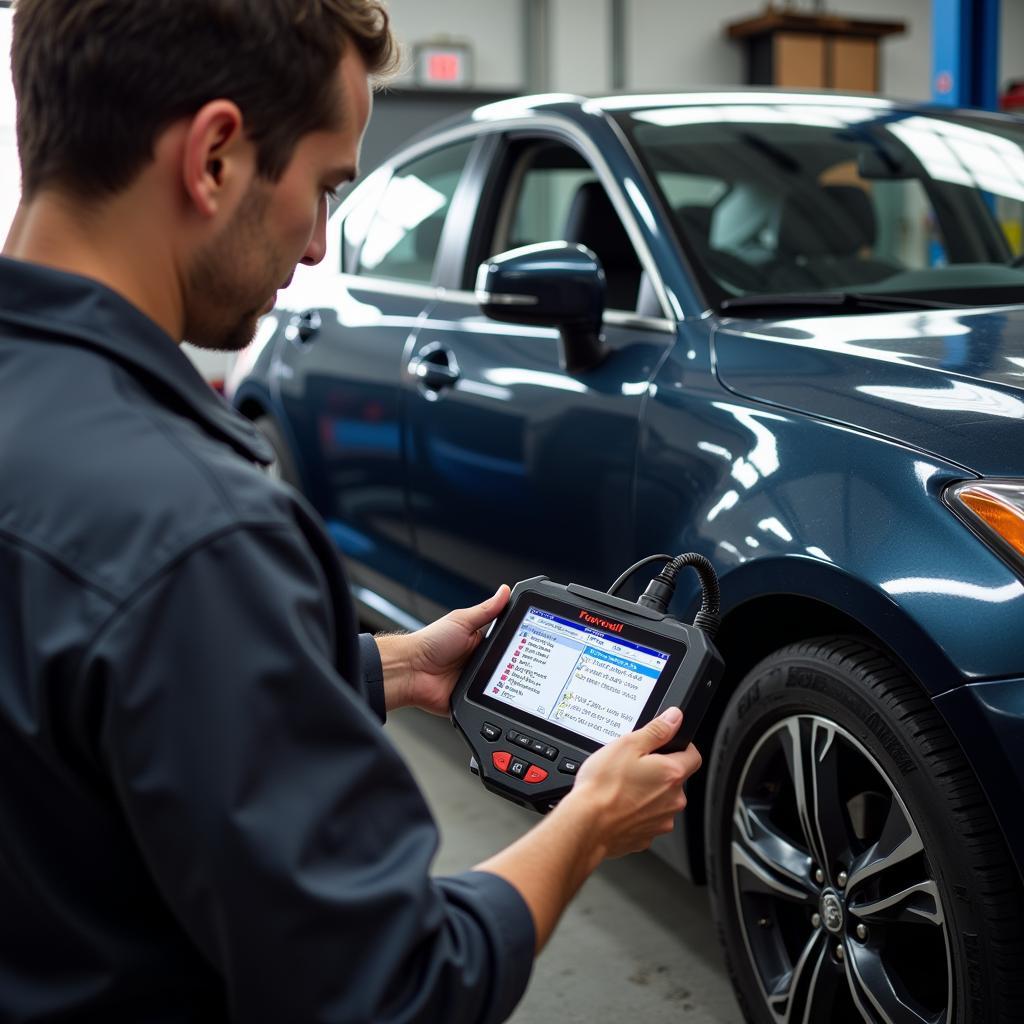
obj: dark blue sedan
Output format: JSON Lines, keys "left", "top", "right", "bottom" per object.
{"left": 229, "top": 91, "right": 1024, "bottom": 1023}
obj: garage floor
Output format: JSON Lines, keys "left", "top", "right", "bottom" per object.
{"left": 386, "top": 708, "right": 744, "bottom": 1023}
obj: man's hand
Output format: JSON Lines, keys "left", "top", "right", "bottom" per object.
{"left": 475, "top": 706, "right": 702, "bottom": 952}
{"left": 377, "top": 585, "right": 510, "bottom": 716}
{"left": 566, "top": 706, "right": 702, "bottom": 861}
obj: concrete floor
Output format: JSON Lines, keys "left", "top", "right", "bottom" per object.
{"left": 386, "top": 707, "right": 744, "bottom": 1024}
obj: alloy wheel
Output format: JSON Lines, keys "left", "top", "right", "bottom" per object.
{"left": 730, "top": 714, "right": 952, "bottom": 1024}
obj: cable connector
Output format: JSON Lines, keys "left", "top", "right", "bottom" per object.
{"left": 637, "top": 577, "right": 674, "bottom": 613}
{"left": 637, "top": 552, "right": 721, "bottom": 639}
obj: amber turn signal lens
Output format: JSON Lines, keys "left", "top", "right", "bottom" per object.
{"left": 957, "top": 486, "right": 1024, "bottom": 558}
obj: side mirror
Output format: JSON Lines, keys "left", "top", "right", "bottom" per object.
{"left": 475, "top": 242, "right": 607, "bottom": 374}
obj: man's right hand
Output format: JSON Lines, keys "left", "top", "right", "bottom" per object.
{"left": 561, "top": 706, "right": 702, "bottom": 863}
{"left": 474, "top": 706, "right": 703, "bottom": 953}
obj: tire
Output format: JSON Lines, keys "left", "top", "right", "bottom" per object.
{"left": 253, "top": 415, "right": 301, "bottom": 489}
{"left": 705, "top": 636, "right": 1024, "bottom": 1024}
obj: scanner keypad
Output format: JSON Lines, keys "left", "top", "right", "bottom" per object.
{"left": 506, "top": 729, "right": 557, "bottom": 761}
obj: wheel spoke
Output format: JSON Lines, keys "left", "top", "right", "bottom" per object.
{"left": 846, "top": 792, "right": 923, "bottom": 894}
{"left": 733, "top": 799, "right": 818, "bottom": 903}
{"left": 845, "top": 940, "right": 944, "bottom": 1024}
{"left": 849, "top": 880, "right": 944, "bottom": 928}
{"left": 777, "top": 719, "right": 853, "bottom": 881}
{"left": 808, "top": 721, "right": 854, "bottom": 880}
{"left": 777, "top": 719, "right": 826, "bottom": 874}
{"left": 774, "top": 933, "right": 847, "bottom": 1024}
{"left": 764, "top": 929, "right": 844, "bottom": 1024}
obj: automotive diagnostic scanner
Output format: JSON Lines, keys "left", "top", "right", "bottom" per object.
{"left": 450, "top": 554, "right": 725, "bottom": 813}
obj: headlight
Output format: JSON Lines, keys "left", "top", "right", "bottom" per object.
{"left": 945, "top": 479, "right": 1024, "bottom": 573}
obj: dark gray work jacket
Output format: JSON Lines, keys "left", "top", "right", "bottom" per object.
{"left": 0, "top": 257, "right": 533, "bottom": 1023}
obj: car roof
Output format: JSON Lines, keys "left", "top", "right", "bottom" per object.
{"left": 409, "top": 88, "right": 1023, "bottom": 143}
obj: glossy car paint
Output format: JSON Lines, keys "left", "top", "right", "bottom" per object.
{"left": 230, "top": 94, "right": 1024, "bottom": 883}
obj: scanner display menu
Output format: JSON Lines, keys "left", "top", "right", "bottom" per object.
{"left": 484, "top": 606, "right": 670, "bottom": 745}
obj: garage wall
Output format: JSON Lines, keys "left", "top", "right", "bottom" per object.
{"left": 549, "top": 0, "right": 613, "bottom": 96}
{"left": 1003, "top": 0, "right": 1024, "bottom": 90}
{"left": 378, "top": 0, "right": 525, "bottom": 90}
{"left": 383, "top": 0, "right": 1024, "bottom": 104}
{"left": 622, "top": 0, "right": 933, "bottom": 100}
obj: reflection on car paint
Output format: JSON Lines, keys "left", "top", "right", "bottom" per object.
{"left": 881, "top": 577, "right": 1024, "bottom": 602}
{"left": 232, "top": 94, "right": 1024, "bottom": 909}
{"left": 858, "top": 381, "right": 1024, "bottom": 418}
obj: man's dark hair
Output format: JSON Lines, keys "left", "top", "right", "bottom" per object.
{"left": 11, "top": 0, "right": 400, "bottom": 200}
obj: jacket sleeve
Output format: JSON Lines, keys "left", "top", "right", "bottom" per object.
{"left": 83, "top": 523, "right": 534, "bottom": 1024}
{"left": 357, "top": 632, "right": 387, "bottom": 723}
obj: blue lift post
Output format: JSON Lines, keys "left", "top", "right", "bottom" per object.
{"left": 932, "top": 0, "right": 1001, "bottom": 109}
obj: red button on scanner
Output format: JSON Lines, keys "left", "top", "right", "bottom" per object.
{"left": 492, "top": 751, "right": 512, "bottom": 773}
{"left": 524, "top": 765, "right": 549, "bottom": 784}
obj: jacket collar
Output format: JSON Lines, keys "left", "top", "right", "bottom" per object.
{"left": 0, "top": 256, "right": 273, "bottom": 465}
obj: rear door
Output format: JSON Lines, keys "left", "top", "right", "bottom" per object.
{"left": 404, "top": 131, "right": 678, "bottom": 621}
{"left": 273, "top": 137, "right": 477, "bottom": 622}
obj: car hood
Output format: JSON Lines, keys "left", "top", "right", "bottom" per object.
{"left": 714, "top": 305, "right": 1024, "bottom": 477}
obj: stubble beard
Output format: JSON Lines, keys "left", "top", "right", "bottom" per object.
{"left": 183, "top": 186, "right": 283, "bottom": 352}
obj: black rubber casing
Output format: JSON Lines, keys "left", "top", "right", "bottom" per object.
{"left": 450, "top": 576, "right": 724, "bottom": 813}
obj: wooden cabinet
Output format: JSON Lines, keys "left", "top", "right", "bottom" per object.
{"left": 726, "top": 11, "right": 904, "bottom": 93}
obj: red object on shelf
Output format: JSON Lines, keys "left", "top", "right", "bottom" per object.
{"left": 1001, "top": 80, "right": 1024, "bottom": 112}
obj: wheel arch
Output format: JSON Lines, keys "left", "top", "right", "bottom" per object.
{"left": 232, "top": 385, "right": 313, "bottom": 498}
{"left": 679, "top": 556, "right": 964, "bottom": 884}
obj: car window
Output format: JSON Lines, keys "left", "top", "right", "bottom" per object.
{"left": 816, "top": 159, "right": 943, "bottom": 269}
{"left": 493, "top": 143, "right": 644, "bottom": 312}
{"left": 355, "top": 140, "right": 473, "bottom": 284}
{"left": 508, "top": 167, "right": 597, "bottom": 251}
{"left": 659, "top": 172, "right": 728, "bottom": 211}
{"left": 339, "top": 167, "right": 389, "bottom": 273}
{"left": 624, "top": 105, "right": 1024, "bottom": 307}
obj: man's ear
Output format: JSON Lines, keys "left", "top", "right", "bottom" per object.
{"left": 181, "top": 100, "right": 252, "bottom": 219}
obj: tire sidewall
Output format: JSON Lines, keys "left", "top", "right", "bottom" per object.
{"left": 706, "top": 644, "right": 988, "bottom": 1024}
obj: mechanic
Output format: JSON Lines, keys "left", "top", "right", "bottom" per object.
{"left": 0, "top": 2, "right": 703, "bottom": 1021}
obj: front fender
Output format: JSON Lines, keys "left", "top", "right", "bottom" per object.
{"left": 711, "top": 555, "right": 963, "bottom": 694}
{"left": 638, "top": 361, "right": 1024, "bottom": 687}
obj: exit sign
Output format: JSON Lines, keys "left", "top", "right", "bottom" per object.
{"left": 415, "top": 43, "right": 472, "bottom": 88}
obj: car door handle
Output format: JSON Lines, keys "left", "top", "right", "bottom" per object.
{"left": 410, "top": 344, "right": 460, "bottom": 391}
{"left": 291, "top": 309, "right": 322, "bottom": 344}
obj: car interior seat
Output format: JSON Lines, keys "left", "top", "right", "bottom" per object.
{"left": 563, "top": 182, "right": 642, "bottom": 310}
{"left": 675, "top": 204, "right": 714, "bottom": 245}
{"left": 769, "top": 184, "right": 898, "bottom": 290}
{"left": 674, "top": 201, "right": 770, "bottom": 295}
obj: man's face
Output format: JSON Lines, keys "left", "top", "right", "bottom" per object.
{"left": 183, "top": 50, "right": 371, "bottom": 351}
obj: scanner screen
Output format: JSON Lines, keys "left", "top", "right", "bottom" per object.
{"left": 484, "top": 606, "right": 671, "bottom": 745}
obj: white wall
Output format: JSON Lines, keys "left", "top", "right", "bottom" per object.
{"left": 1002, "top": 0, "right": 1024, "bottom": 89}
{"left": 549, "top": 0, "right": 612, "bottom": 94}
{"left": 381, "top": 0, "right": 525, "bottom": 90}
{"left": 379, "top": 0, "right": 1024, "bottom": 104}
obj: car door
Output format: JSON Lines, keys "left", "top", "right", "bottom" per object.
{"left": 273, "top": 138, "right": 476, "bottom": 623}
{"left": 404, "top": 133, "right": 678, "bottom": 622}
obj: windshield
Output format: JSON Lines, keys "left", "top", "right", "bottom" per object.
{"left": 619, "top": 99, "right": 1024, "bottom": 310}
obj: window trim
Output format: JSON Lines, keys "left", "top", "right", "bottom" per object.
{"left": 335, "top": 116, "right": 681, "bottom": 321}
{"left": 487, "top": 138, "right": 643, "bottom": 312}
{"left": 346, "top": 138, "right": 477, "bottom": 287}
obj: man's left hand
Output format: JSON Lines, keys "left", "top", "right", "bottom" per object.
{"left": 377, "top": 585, "right": 510, "bottom": 716}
